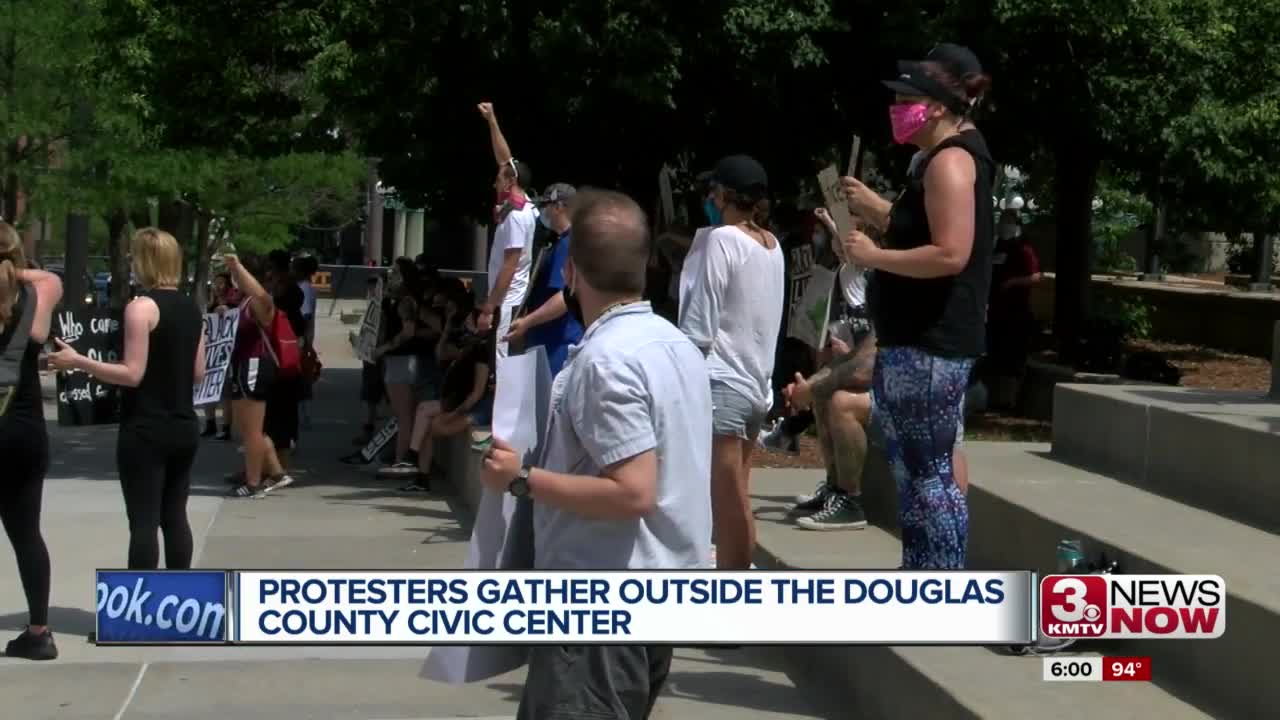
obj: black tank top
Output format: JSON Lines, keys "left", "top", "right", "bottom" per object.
{"left": 120, "top": 289, "right": 203, "bottom": 428}
{"left": 0, "top": 285, "right": 45, "bottom": 446}
{"left": 869, "top": 129, "right": 996, "bottom": 358}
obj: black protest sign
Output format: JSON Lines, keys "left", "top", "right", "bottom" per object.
{"left": 54, "top": 307, "right": 122, "bottom": 425}
{"left": 193, "top": 311, "right": 240, "bottom": 406}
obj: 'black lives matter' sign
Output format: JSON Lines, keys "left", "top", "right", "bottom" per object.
{"left": 54, "top": 308, "right": 122, "bottom": 426}
{"left": 193, "top": 311, "right": 240, "bottom": 406}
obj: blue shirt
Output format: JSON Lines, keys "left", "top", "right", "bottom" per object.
{"left": 525, "top": 230, "right": 584, "bottom": 374}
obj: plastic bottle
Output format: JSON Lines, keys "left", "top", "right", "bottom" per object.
{"left": 1056, "top": 539, "right": 1086, "bottom": 573}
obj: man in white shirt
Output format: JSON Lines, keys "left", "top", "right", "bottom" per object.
{"left": 476, "top": 102, "right": 537, "bottom": 359}
{"left": 480, "top": 189, "right": 712, "bottom": 718}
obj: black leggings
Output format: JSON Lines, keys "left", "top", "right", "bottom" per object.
{"left": 0, "top": 444, "right": 50, "bottom": 627}
{"left": 117, "top": 427, "right": 199, "bottom": 570}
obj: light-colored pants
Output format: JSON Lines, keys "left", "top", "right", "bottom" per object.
{"left": 495, "top": 305, "right": 516, "bottom": 361}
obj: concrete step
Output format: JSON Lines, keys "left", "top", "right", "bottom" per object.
{"left": 1051, "top": 383, "right": 1280, "bottom": 534}
{"left": 854, "top": 441, "right": 1280, "bottom": 719}
{"left": 747, "top": 476, "right": 1208, "bottom": 720}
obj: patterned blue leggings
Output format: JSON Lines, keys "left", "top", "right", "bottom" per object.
{"left": 872, "top": 347, "right": 973, "bottom": 570}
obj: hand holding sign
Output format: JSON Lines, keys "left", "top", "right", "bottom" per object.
{"left": 47, "top": 338, "right": 83, "bottom": 372}
{"left": 480, "top": 436, "right": 522, "bottom": 493}
{"left": 842, "top": 228, "right": 879, "bottom": 266}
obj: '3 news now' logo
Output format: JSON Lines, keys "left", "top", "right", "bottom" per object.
{"left": 1040, "top": 575, "right": 1226, "bottom": 640}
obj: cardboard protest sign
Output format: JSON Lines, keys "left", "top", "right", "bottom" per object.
{"left": 847, "top": 135, "right": 862, "bottom": 177}
{"left": 787, "top": 265, "right": 836, "bottom": 351}
{"left": 193, "top": 311, "right": 240, "bottom": 406}
{"left": 354, "top": 277, "right": 383, "bottom": 363}
{"left": 54, "top": 308, "right": 122, "bottom": 426}
{"left": 817, "top": 165, "right": 856, "bottom": 242}
{"left": 359, "top": 417, "right": 397, "bottom": 464}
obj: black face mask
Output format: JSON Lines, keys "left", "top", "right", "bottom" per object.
{"left": 562, "top": 286, "right": 584, "bottom": 327}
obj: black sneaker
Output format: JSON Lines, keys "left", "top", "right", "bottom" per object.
{"left": 790, "top": 481, "right": 833, "bottom": 514}
{"left": 399, "top": 476, "right": 431, "bottom": 493}
{"left": 228, "top": 484, "right": 259, "bottom": 499}
{"left": 795, "top": 492, "right": 868, "bottom": 531}
{"left": 216, "top": 427, "right": 231, "bottom": 441}
{"left": 201, "top": 421, "right": 217, "bottom": 437}
{"left": 5, "top": 628, "right": 58, "bottom": 661}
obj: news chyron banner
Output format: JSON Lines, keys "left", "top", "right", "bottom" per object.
{"left": 94, "top": 570, "right": 1226, "bottom": 646}
{"left": 1040, "top": 575, "right": 1226, "bottom": 640}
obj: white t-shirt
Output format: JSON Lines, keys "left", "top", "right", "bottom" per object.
{"left": 678, "top": 225, "right": 786, "bottom": 415}
{"left": 488, "top": 203, "right": 538, "bottom": 308}
{"left": 676, "top": 227, "right": 714, "bottom": 313}
{"left": 298, "top": 280, "right": 317, "bottom": 316}
{"left": 838, "top": 263, "right": 867, "bottom": 309}
{"left": 535, "top": 303, "right": 713, "bottom": 570}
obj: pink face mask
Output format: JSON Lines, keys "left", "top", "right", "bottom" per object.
{"left": 889, "top": 103, "right": 931, "bottom": 144}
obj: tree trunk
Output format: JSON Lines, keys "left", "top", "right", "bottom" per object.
{"left": 192, "top": 211, "right": 213, "bottom": 308}
{"left": 64, "top": 213, "right": 90, "bottom": 307}
{"left": 1052, "top": 143, "right": 1101, "bottom": 363}
{"left": 106, "top": 209, "right": 130, "bottom": 310}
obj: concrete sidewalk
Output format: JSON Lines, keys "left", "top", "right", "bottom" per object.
{"left": 0, "top": 312, "right": 840, "bottom": 720}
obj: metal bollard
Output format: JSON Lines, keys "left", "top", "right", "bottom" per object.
{"left": 1271, "top": 320, "right": 1280, "bottom": 399}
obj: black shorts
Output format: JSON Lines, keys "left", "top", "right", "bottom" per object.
{"left": 229, "top": 357, "right": 276, "bottom": 402}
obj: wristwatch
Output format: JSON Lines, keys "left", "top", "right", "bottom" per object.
{"left": 508, "top": 466, "right": 531, "bottom": 497}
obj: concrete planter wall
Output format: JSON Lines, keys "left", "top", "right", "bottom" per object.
{"left": 1019, "top": 358, "right": 1125, "bottom": 421}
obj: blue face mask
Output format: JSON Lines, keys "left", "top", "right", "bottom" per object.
{"left": 703, "top": 198, "right": 723, "bottom": 225}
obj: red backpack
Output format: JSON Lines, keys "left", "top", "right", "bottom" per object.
{"left": 245, "top": 300, "right": 301, "bottom": 379}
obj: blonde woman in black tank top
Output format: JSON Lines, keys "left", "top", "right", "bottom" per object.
{"left": 0, "top": 222, "right": 64, "bottom": 660}
{"left": 48, "top": 229, "right": 206, "bottom": 570}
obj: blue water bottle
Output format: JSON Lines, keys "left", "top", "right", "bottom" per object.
{"left": 1056, "top": 539, "right": 1086, "bottom": 573}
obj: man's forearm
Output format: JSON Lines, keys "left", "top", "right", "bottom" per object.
{"left": 526, "top": 292, "right": 568, "bottom": 328}
{"left": 527, "top": 467, "right": 651, "bottom": 521}
{"left": 488, "top": 117, "right": 513, "bottom": 166}
{"left": 485, "top": 261, "right": 519, "bottom": 309}
{"left": 810, "top": 343, "right": 876, "bottom": 397}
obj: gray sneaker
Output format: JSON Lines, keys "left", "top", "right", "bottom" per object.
{"left": 796, "top": 492, "right": 868, "bottom": 531}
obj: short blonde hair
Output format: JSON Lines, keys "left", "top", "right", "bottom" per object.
{"left": 131, "top": 227, "right": 183, "bottom": 289}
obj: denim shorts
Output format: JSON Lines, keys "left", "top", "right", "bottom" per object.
{"left": 710, "top": 380, "right": 768, "bottom": 441}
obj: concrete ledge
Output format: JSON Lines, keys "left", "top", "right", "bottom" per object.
{"left": 852, "top": 442, "right": 1280, "bottom": 720}
{"left": 1051, "top": 383, "right": 1280, "bottom": 533}
{"left": 749, "top": 469, "right": 1208, "bottom": 720}
{"left": 442, "top": 440, "right": 1210, "bottom": 718}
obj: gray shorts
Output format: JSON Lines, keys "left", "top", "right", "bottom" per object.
{"left": 383, "top": 355, "right": 420, "bottom": 386}
{"left": 517, "top": 644, "right": 672, "bottom": 720}
{"left": 711, "top": 380, "right": 768, "bottom": 440}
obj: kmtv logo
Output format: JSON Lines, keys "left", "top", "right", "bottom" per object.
{"left": 1040, "top": 575, "right": 1226, "bottom": 639}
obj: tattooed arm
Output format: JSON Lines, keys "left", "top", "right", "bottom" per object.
{"left": 810, "top": 333, "right": 877, "bottom": 398}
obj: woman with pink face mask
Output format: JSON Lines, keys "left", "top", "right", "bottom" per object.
{"left": 836, "top": 44, "right": 994, "bottom": 570}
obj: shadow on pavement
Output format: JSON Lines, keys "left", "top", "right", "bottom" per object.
{"left": 0, "top": 606, "right": 96, "bottom": 636}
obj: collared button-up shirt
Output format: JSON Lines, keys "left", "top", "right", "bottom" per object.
{"left": 534, "top": 301, "right": 713, "bottom": 570}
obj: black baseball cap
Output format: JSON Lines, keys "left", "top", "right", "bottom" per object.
{"left": 883, "top": 43, "right": 982, "bottom": 115}
{"left": 704, "top": 154, "right": 769, "bottom": 194}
